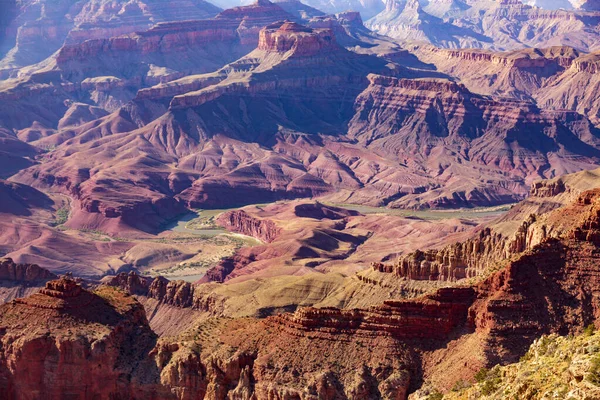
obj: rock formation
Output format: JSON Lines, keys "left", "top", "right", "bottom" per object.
{"left": 367, "top": 0, "right": 600, "bottom": 52}
{"left": 0, "top": 0, "right": 221, "bottom": 75}
{"left": 371, "top": 171, "right": 594, "bottom": 282}
{"left": 0, "top": 258, "right": 57, "bottom": 303}
{"left": 0, "top": 258, "right": 56, "bottom": 282}
{"left": 0, "top": 278, "right": 168, "bottom": 399}
{"left": 216, "top": 210, "right": 281, "bottom": 242}
{"left": 4, "top": 179, "right": 600, "bottom": 397}
{"left": 274, "top": 287, "right": 475, "bottom": 339}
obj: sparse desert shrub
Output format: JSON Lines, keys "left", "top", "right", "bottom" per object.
{"left": 427, "top": 389, "right": 443, "bottom": 400}
{"left": 475, "top": 366, "right": 501, "bottom": 396}
{"left": 452, "top": 379, "right": 469, "bottom": 392}
{"left": 587, "top": 354, "right": 600, "bottom": 386}
{"left": 50, "top": 206, "right": 70, "bottom": 226}
{"left": 474, "top": 367, "right": 490, "bottom": 383}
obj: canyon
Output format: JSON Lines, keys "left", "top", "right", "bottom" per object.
{"left": 2, "top": 0, "right": 600, "bottom": 398}
{"left": 5, "top": 16, "right": 600, "bottom": 236}
{"left": 4, "top": 170, "right": 600, "bottom": 398}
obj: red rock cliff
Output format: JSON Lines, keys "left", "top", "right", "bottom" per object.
{"left": 216, "top": 210, "right": 281, "bottom": 242}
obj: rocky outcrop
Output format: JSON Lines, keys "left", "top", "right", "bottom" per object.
{"left": 106, "top": 271, "right": 219, "bottom": 313}
{"left": 530, "top": 179, "right": 567, "bottom": 197}
{"left": 216, "top": 210, "right": 281, "bottom": 243}
{"left": 571, "top": 53, "right": 600, "bottom": 73}
{"left": 0, "top": 258, "right": 57, "bottom": 303}
{"left": 0, "top": 278, "right": 170, "bottom": 399}
{"left": 0, "top": 258, "right": 57, "bottom": 283}
{"left": 258, "top": 21, "right": 337, "bottom": 56}
{"left": 274, "top": 287, "right": 475, "bottom": 339}
{"left": 373, "top": 228, "right": 507, "bottom": 281}
{"left": 108, "top": 271, "right": 249, "bottom": 317}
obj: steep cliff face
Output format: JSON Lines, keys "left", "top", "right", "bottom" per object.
{"left": 0, "top": 0, "right": 221, "bottom": 74}
{"left": 0, "top": 258, "right": 57, "bottom": 303}
{"left": 372, "top": 173, "right": 596, "bottom": 282}
{"left": 373, "top": 227, "right": 510, "bottom": 281}
{"left": 106, "top": 272, "right": 210, "bottom": 312}
{"left": 536, "top": 52, "right": 600, "bottom": 126}
{"left": 274, "top": 287, "right": 475, "bottom": 339}
{"left": 0, "top": 277, "right": 169, "bottom": 400}
{"left": 0, "top": 258, "right": 57, "bottom": 282}
{"left": 347, "top": 73, "right": 600, "bottom": 208}
{"left": 216, "top": 210, "right": 281, "bottom": 243}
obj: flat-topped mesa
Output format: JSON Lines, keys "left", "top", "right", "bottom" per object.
{"left": 419, "top": 46, "right": 580, "bottom": 69}
{"left": 367, "top": 74, "right": 467, "bottom": 93}
{"left": 258, "top": 21, "right": 338, "bottom": 56}
{"left": 39, "top": 276, "right": 82, "bottom": 299}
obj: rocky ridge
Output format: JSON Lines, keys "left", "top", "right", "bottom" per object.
{"left": 367, "top": 0, "right": 600, "bottom": 52}
{"left": 371, "top": 170, "right": 597, "bottom": 282}
{"left": 0, "top": 257, "right": 57, "bottom": 282}
{"left": 347, "top": 73, "right": 600, "bottom": 208}
{"left": 410, "top": 45, "right": 600, "bottom": 125}
{"left": 0, "top": 0, "right": 222, "bottom": 75}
